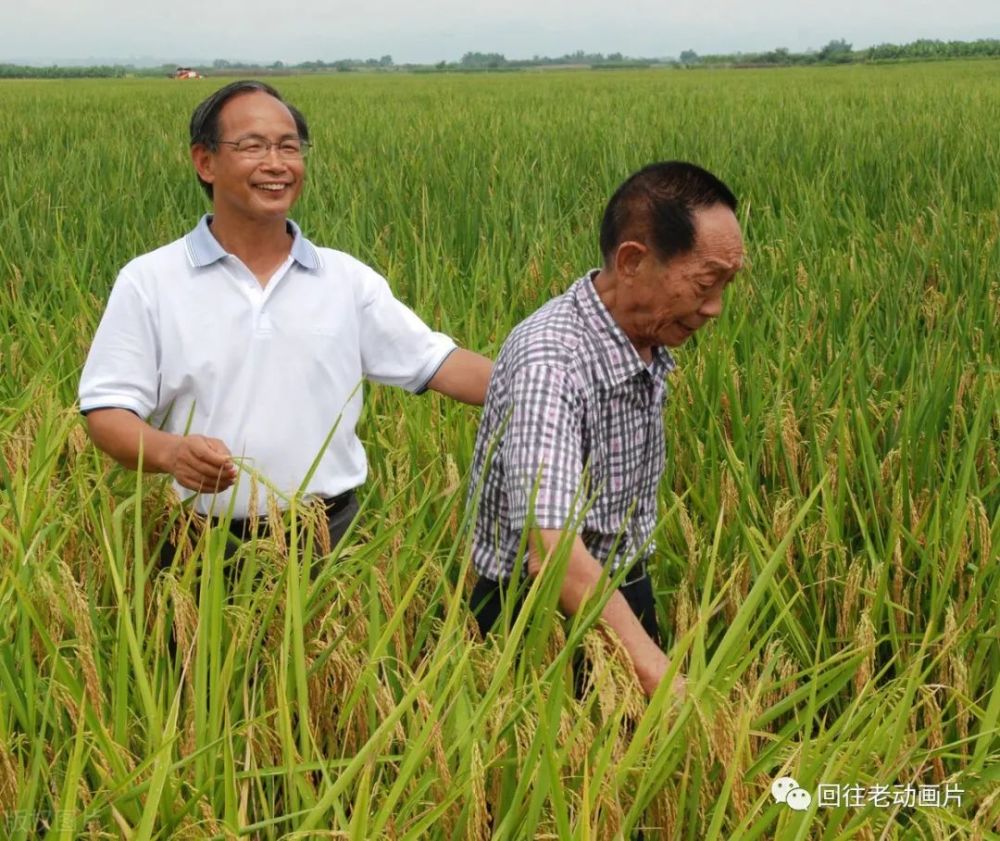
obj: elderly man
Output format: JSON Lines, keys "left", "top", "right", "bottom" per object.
{"left": 467, "top": 161, "right": 742, "bottom": 697}
{"left": 80, "top": 80, "right": 492, "bottom": 545}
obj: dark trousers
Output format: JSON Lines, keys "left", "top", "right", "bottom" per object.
{"left": 470, "top": 564, "right": 660, "bottom": 840}
{"left": 159, "top": 490, "right": 359, "bottom": 571}
{"left": 159, "top": 491, "right": 359, "bottom": 661}
{"left": 469, "top": 562, "right": 661, "bottom": 646}
{"left": 223, "top": 491, "right": 359, "bottom": 555}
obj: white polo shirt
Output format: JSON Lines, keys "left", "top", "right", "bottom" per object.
{"left": 79, "top": 215, "right": 456, "bottom": 517}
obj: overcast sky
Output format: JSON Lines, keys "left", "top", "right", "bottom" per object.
{"left": 4, "top": 0, "right": 997, "bottom": 65}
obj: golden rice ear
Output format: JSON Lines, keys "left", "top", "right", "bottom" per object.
{"left": 314, "top": 500, "right": 332, "bottom": 558}
{"left": 445, "top": 454, "right": 461, "bottom": 534}
{"left": 838, "top": 558, "right": 864, "bottom": 641}
{"left": 464, "top": 740, "right": 491, "bottom": 841}
{"left": 55, "top": 559, "right": 105, "bottom": 717}
{"left": 266, "top": 492, "right": 287, "bottom": 558}
{"left": 30, "top": 568, "right": 64, "bottom": 665}
{"left": 853, "top": 610, "right": 876, "bottom": 696}
{"left": 247, "top": 473, "right": 260, "bottom": 540}
{"left": 0, "top": 736, "right": 17, "bottom": 816}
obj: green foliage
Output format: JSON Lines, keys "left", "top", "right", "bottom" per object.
{"left": 0, "top": 63, "right": 998, "bottom": 838}
{"left": 696, "top": 37, "right": 1000, "bottom": 67}
{"left": 6, "top": 37, "right": 1000, "bottom": 80}
{"left": 0, "top": 63, "right": 131, "bottom": 79}
{"left": 818, "top": 39, "right": 854, "bottom": 63}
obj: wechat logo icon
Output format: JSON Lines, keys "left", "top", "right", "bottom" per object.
{"left": 772, "top": 776, "right": 812, "bottom": 812}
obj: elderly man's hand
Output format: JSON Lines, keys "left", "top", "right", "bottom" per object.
{"left": 167, "top": 435, "right": 237, "bottom": 493}
{"left": 637, "top": 649, "right": 688, "bottom": 701}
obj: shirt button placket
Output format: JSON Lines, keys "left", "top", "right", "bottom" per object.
{"left": 637, "top": 375, "right": 660, "bottom": 553}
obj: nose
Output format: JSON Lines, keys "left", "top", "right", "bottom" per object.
{"left": 699, "top": 289, "right": 724, "bottom": 319}
{"left": 261, "top": 144, "right": 287, "bottom": 167}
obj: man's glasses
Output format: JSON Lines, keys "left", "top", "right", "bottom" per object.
{"left": 216, "top": 136, "right": 310, "bottom": 160}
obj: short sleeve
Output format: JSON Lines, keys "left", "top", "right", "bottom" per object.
{"left": 503, "top": 365, "right": 585, "bottom": 530}
{"left": 356, "top": 265, "right": 456, "bottom": 392}
{"left": 78, "top": 270, "right": 159, "bottom": 418}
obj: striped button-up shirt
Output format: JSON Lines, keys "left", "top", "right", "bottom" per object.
{"left": 468, "top": 271, "right": 676, "bottom": 580}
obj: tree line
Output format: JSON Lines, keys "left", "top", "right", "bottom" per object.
{"left": 0, "top": 64, "right": 131, "bottom": 78}
{"left": 683, "top": 37, "right": 1000, "bottom": 67}
{"left": 2, "top": 37, "right": 998, "bottom": 79}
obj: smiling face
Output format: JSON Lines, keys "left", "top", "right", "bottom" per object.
{"left": 191, "top": 90, "right": 305, "bottom": 223}
{"left": 618, "top": 203, "right": 743, "bottom": 351}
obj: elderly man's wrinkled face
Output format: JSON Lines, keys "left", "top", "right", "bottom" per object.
{"left": 631, "top": 204, "right": 744, "bottom": 348}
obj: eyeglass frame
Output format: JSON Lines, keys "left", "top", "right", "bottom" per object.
{"left": 213, "top": 134, "right": 311, "bottom": 159}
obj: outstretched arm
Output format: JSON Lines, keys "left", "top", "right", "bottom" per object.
{"left": 529, "top": 528, "right": 686, "bottom": 699}
{"left": 426, "top": 348, "right": 493, "bottom": 406}
{"left": 85, "top": 408, "right": 237, "bottom": 493}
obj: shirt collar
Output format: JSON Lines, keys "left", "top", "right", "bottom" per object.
{"left": 183, "top": 214, "right": 321, "bottom": 271}
{"left": 575, "top": 270, "right": 677, "bottom": 384}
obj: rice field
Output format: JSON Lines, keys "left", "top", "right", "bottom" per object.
{"left": 0, "top": 61, "right": 998, "bottom": 839}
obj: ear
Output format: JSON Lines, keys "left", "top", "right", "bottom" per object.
{"left": 190, "top": 144, "right": 216, "bottom": 188}
{"left": 613, "top": 240, "right": 648, "bottom": 280}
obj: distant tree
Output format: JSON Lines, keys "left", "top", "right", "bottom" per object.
{"left": 379, "top": 54, "right": 393, "bottom": 67}
{"left": 679, "top": 49, "right": 699, "bottom": 65}
{"left": 460, "top": 51, "right": 508, "bottom": 68}
{"left": 818, "top": 38, "right": 853, "bottom": 63}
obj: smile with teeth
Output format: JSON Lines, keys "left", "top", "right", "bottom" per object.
{"left": 255, "top": 183, "right": 289, "bottom": 191}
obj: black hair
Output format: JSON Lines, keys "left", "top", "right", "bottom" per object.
{"left": 599, "top": 161, "right": 738, "bottom": 266}
{"left": 189, "top": 79, "right": 310, "bottom": 199}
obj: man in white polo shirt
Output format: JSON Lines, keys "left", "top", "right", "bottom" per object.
{"left": 79, "top": 80, "right": 492, "bottom": 546}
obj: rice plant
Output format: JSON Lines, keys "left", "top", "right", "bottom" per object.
{"left": 0, "top": 61, "right": 998, "bottom": 838}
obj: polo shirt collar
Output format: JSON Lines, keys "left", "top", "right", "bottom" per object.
{"left": 184, "top": 214, "right": 321, "bottom": 271}
{"left": 576, "top": 270, "right": 677, "bottom": 384}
